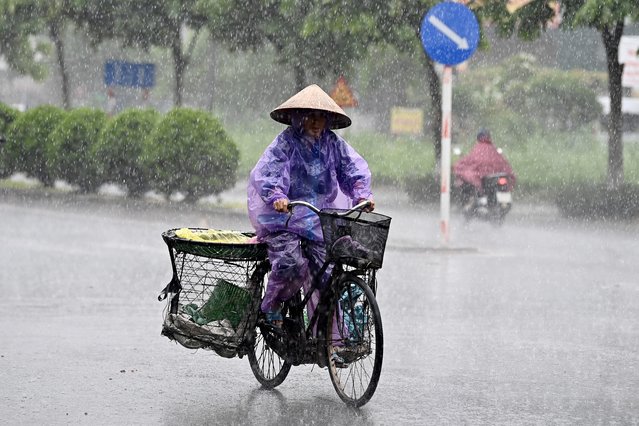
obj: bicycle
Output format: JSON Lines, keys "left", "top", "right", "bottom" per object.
{"left": 158, "top": 200, "right": 391, "bottom": 407}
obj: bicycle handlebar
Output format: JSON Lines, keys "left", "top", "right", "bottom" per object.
{"left": 287, "top": 199, "right": 372, "bottom": 216}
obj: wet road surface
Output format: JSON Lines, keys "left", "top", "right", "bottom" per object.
{"left": 1, "top": 188, "right": 638, "bottom": 424}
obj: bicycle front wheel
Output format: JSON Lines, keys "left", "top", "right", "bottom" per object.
{"left": 326, "top": 272, "right": 383, "bottom": 407}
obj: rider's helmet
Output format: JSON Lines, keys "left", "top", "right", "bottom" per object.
{"left": 477, "top": 128, "right": 492, "bottom": 143}
{"left": 270, "top": 84, "right": 351, "bottom": 129}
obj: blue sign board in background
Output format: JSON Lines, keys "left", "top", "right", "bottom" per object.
{"left": 420, "top": 2, "right": 479, "bottom": 66}
{"left": 104, "top": 61, "right": 155, "bottom": 88}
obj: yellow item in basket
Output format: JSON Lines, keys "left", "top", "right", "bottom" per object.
{"left": 175, "top": 228, "right": 253, "bottom": 244}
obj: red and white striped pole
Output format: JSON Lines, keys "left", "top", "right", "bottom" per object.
{"left": 440, "top": 66, "right": 453, "bottom": 245}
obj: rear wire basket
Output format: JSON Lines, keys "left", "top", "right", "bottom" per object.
{"left": 319, "top": 209, "right": 391, "bottom": 269}
{"left": 158, "top": 229, "right": 268, "bottom": 358}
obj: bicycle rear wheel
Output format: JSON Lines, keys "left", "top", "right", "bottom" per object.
{"left": 247, "top": 264, "right": 291, "bottom": 388}
{"left": 326, "top": 272, "right": 383, "bottom": 407}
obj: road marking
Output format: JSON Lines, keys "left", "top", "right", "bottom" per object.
{"left": 428, "top": 15, "right": 469, "bottom": 49}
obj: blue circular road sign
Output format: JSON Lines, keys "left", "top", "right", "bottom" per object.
{"left": 420, "top": 2, "right": 480, "bottom": 66}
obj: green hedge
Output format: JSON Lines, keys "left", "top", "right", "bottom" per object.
{"left": 1, "top": 105, "right": 241, "bottom": 201}
{"left": 404, "top": 175, "right": 639, "bottom": 220}
{"left": 48, "top": 108, "right": 107, "bottom": 193}
{"left": 555, "top": 183, "right": 639, "bottom": 220}
{"left": 145, "top": 108, "right": 239, "bottom": 202}
{"left": 93, "top": 108, "right": 160, "bottom": 197}
{"left": 0, "top": 103, "right": 21, "bottom": 178}
{"left": 6, "top": 105, "right": 66, "bottom": 187}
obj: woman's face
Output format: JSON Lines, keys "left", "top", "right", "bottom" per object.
{"left": 302, "top": 111, "right": 327, "bottom": 138}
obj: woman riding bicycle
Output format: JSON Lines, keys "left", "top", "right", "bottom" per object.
{"left": 247, "top": 84, "right": 375, "bottom": 329}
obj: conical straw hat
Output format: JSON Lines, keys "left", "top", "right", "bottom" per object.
{"left": 270, "top": 84, "right": 352, "bottom": 129}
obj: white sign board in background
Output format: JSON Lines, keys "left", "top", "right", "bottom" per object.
{"left": 619, "top": 36, "right": 639, "bottom": 88}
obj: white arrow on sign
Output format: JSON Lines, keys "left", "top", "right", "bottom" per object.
{"left": 428, "top": 15, "right": 469, "bottom": 50}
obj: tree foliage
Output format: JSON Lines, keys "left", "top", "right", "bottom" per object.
{"left": 3, "top": 0, "right": 208, "bottom": 108}
{"left": 110, "top": 0, "right": 209, "bottom": 106}
{"left": 0, "top": 0, "right": 48, "bottom": 80}
{"left": 484, "top": 0, "right": 639, "bottom": 188}
{"left": 455, "top": 54, "right": 602, "bottom": 139}
{"left": 303, "top": 0, "right": 453, "bottom": 161}
{"left": 207, "top": 0, "right": 383, "bottom": 91}
{"left": 0, "top": 0, "right": 118, "bottom": 108}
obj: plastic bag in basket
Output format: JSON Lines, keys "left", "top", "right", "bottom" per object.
{"left": 182, "top": 279, "right": 251, "bottom": 329}
{"left": 330, "top": 235, "right": 378, "bottom": 262}
{"left": 174, "top": 228, "right": 258, "bottom": 244}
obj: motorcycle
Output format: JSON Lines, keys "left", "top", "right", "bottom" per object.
{"left": 459, "top": 172, "right": 513, "bottom": 225}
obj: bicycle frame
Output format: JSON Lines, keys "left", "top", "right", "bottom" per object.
{"left": 245, "top": 199, "right": 389, "bottom": 407}
{"left": 254, "top": 200, "right": 374, "bottom": 367}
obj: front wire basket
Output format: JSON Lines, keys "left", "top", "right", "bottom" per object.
{"left": 319, "top": 208, "right": 391, "bottom": 269}
{"left": 159, "top": 229, "right": 267, "bottom": 357}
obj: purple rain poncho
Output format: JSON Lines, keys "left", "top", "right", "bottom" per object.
{"left": 247, "top": 118, "right": 372, "bottom": 316}
{"left": 248, "top": 125, "right": 372, "bottom": 241}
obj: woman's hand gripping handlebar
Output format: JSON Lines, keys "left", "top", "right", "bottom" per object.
{"left": 276, "top": 198, "right": 375, "bottom": 227}
{"left": 273, "top": 197, "right": 374, "bottom": 214}
{"left": 286, "top": 199, "right": 375, "bottom": 216}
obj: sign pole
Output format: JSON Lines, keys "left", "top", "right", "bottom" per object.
{"left": 440, "top": 66, "right": 453, "bottom": 245}
{"left": 420, "top": 1, "right": 479, "bottom": 247}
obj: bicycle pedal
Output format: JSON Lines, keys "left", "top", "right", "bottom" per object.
{"left": 258, "top": 319, "right": 285, "bottom": 337}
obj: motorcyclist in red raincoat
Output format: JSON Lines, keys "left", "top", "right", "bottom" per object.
{"left": 453, "top": 129, "right": 516, "bottom": 209}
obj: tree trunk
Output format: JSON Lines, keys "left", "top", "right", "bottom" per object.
{"left": 172, "top": 39, "right": 185, "bottom": 107}
{"left": 172, "top": 26, "right": 201, "bottom": 108}
{"left": 602, "top": 22, "right": 625, "bottom": 189}
{"left": 425, "top": 58, "right": 442, "bottom": 173}
{"left": 294, "top": 64, "right": 306, "bottom": 92}
{"left": 50, "top": 22, "right": 70, "bottom": 110}
{"left": 206, "top": 40, "right": 217, "bottom": 112}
